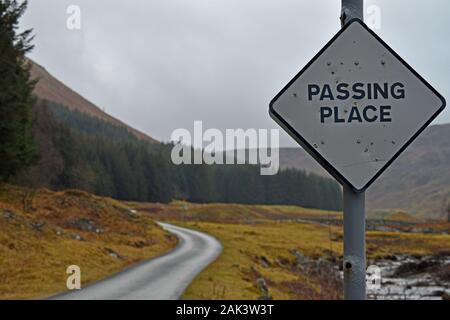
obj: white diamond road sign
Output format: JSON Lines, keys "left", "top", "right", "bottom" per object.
{"left": 269, "top": 19, "right": 446, "bottom": 192}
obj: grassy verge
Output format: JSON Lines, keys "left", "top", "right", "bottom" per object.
{"left": 179, "top": 221, "right": 343, "bottom": 299}
{"left": 0, "top": 184, "right": 177, "bottom": 299}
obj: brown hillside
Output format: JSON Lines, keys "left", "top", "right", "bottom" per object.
{"left": 278, "top": 123, "right": 450, "bottom": 220}
{"left": 29, "top": 60, "right": 157, "bottom": 143}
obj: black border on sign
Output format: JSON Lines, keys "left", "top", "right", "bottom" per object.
{"left": 269, "top": 18, "right": 446, "bottom": 193}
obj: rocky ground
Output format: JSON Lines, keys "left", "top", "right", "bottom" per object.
{"left": 287, "top": 249, "right": 450, "bottom": 300}
{"left": 367, "top": 254, "right": 450, "bottom": 300}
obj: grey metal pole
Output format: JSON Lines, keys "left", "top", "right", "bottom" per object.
{"left": 343, "top": 185, "right": 366, "bottom": 299}
{"left": 341, "top": 0, "right": 364, "bottom": 26}
{"left": 341, "top": 0, "right": 366, "bottom": 300}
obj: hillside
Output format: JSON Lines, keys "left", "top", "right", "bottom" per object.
{"left": 278, "top": 123, "right": 450, "bottom": 219}
{"left": 27, "top": 58, "right": 449, "bottom": 218}
{"left": 29, "top": 60, "right": 157, "bottom": 143}
{"left": 19, "top": 60, "right": 344, "bottom": 210}
{"left": 368, "top": 123, "right": 450, "bottom": 219}
{"left": 0, "top": 184, "right": 177, "bottom": 299}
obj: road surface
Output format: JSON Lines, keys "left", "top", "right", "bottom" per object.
{"left": 53, "top": 222, "right": 222, "bottom": 300}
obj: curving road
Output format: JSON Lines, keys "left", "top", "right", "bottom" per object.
{"left": 52, "top": 222, "right": 222, "bottom": 300}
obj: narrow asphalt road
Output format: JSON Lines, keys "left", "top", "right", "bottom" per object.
{"left": 53, "top": 222, "right": 222, "bottom": 300}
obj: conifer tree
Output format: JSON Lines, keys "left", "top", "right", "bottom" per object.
{"left": 0, "top": 0, "right": 37, "bottom": 181}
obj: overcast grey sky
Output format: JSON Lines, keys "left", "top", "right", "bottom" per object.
{"left": 21, "top": 0, "right": 450, "bottom": 146}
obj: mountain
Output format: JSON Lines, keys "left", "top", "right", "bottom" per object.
{"left": 27, "top": 60, "right": 448, "bottom": 218}
{"left": 29, "top": 60, "right": 157, "bottom": 143}
{"left": 278, "top": 123, "right": 450, "bottom": 220}
{"left": 11, "top": 60, "right": 343, "bottom": 211}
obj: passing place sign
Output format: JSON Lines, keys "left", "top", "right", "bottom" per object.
{"left": 270, "top": 19, "right": 446, "bottom": 192}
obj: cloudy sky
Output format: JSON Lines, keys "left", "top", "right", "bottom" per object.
{"left": 21, "top": 0, "right": 450, "bottom": 147}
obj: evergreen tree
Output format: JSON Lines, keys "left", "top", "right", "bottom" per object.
{"left": 0, "top": 0, "right": 37, "bottom": 181}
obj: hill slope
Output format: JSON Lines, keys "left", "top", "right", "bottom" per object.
{"left": 29, "top": 60, "right": 157, "bottom": 143}
{"left": 0, "top": 184, "right": 176, "bottom": 299}
{"left": 367, "top": 123, "right": 450, "bottom": 219}
{"left": 278, "top": 123, "right": 450, "bottom": 219}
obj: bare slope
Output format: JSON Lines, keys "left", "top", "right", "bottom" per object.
{"left": 29, "top": 60, "right": 157, "bottom": 143}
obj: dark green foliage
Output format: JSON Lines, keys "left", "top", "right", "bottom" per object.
{"left": 46, "top": 100, "right": 137, "bottom": 142}
{"left": 21, "top": 100, "right": 342, "bottom": 210}
{"left": 0, "top": 0, "right": 38, "bottom": 181}
{"left": 207, "top": 165, "right": 341, "bottom": 210}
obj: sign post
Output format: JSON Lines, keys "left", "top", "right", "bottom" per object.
{"left": 269, "top": 0, "right": 445, "bottom": 300}
{"left": 341, "top": 0, "right": 366, "bottom": 301}
{"left": 343, "top": 184, "right": 365, "bottom": 299}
